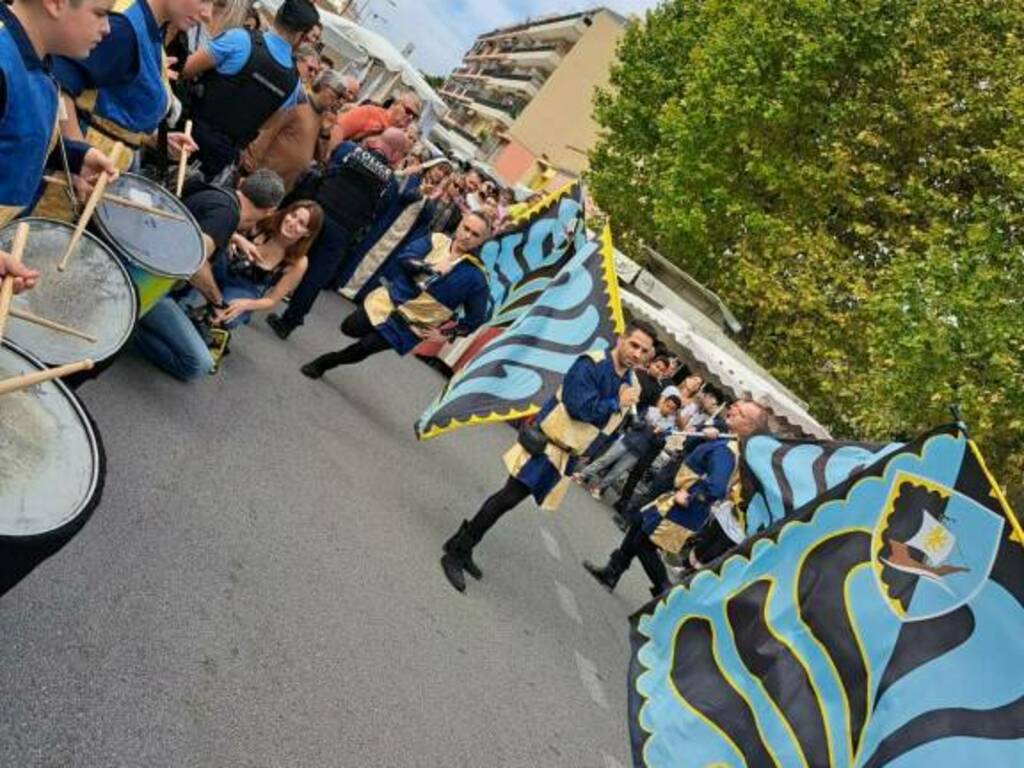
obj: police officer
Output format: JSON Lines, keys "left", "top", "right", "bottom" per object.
{"left": 182, "top": 0, "right": 318, "bottom": 180}
{"left": 1, "top": 0, "right": 120, "bottom": 228}
{"left": 266, "top": 126, "right": 410, "bottom": 339}
{"left": 439, "top": 320, "right": 658, "bottom": 593}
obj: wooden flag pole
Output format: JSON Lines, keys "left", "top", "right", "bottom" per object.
{"left": 58, "top": 142, "right": 126, "bottom": 272}
{"left": 0, "top": 222, "right": 30, "bottom": 342}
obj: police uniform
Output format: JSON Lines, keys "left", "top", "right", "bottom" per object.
{"left": 0, "top": 4, "right": 89, "bottom": 227}
{"left": 272, "top": 141, "right": 396, "bottom": 334}
{"left": 440, "top": 349, "right": 636, "bottom": 592}
{"left": 190, "top": 28, "right": 302, "bottom": 178}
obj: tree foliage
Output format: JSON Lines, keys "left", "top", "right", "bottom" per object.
{"left": 589, "top": 0, "right": 1024, "bottom": 500}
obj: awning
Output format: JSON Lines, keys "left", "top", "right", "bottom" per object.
{"left": 621, "top": 291, "right": 832, "bottom": 439}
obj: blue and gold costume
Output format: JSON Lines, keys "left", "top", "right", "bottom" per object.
{"left": 52, "top": 0, "right": 169, "bottom": 160}
{"left": 504, "top": 350, "right": 635, "bottom": 511}
{"left": 0, "top": 4, "right": 88, "bottom": 226}
{"left": 640, "top": 438, "right": 740, "bottom": 553}
{"left": 363, "top": 233, "right": 489, "bottom": 355}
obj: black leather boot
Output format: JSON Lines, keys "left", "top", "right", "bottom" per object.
{"left": 583, "top": 551, "right": 628, "bottom": 591}
{"left": 443, "top": 521, "right": 483, "bottom": 580}
{"left": 266, "top": 313, "right": 295, "bottom": 340}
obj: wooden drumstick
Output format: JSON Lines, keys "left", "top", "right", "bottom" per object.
{"left": 0, "top": 358, "right": 94, "bottom": 396}
{"left": 58, "top": 142, "right": 127, "bottom": 272}
{"left": 9, "top": 307, "right": 98, "bottom": 343}
{"left": 175, "top": 119, "right": 193, "bottom": 197}
{"left": 42, "top": 176, "right": 187, "bottom": 222}
{"left": 0, "top": 222, "right": 30, "bottom": 342}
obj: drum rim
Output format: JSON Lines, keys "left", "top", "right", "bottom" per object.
{"left": 4, "top": 217, "right": 141, "bottom": 367}
{"left": 0, "top": 340, "right": 103, "bottom": 539}
{"left": 93, "top": 172, "right": 206, "bottom": 279}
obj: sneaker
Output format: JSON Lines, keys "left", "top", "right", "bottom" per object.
{"left": 266, "top": 313, "right": 294, "bottom": 340}
{"left": 590, "top": 486, "right": 603, "bottom": 500}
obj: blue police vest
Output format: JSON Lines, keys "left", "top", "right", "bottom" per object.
{"left": 0, "top": 18, "right": 58, "bottom": 223}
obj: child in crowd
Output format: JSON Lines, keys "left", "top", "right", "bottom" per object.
{"left": 575, "top": 394, "right": 682, "bottom": 499}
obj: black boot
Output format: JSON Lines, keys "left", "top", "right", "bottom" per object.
{"left": 300, "top": 360, "right": 325, "bottom": 379}
{"left": 583, "top": 550, "right": 628, "bottom": 592}
{"left": 443, "top": 521, "right": 483, "bottom": 580}
{"left": 266, "top": 313, "right": 295, "bottom": 340}
{"left": 440, "top": 520, "right": 483, "bottom": 592}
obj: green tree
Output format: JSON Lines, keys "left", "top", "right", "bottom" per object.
{"left": 589, "top": 0, "right": 1024, "bottom": 500}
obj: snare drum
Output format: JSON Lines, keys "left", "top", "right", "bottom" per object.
{"left": 0, "top": 341, "right": 105, "bottom": 596}
{"left": 0, "top": 219, "right": 138, "bottom": 368}
{"left": 92, "top": 173, "right": 205, "bottom": 316}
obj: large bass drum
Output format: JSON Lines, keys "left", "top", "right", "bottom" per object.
{"left": 0, "top": 341, "right": 106, "bottom": 596}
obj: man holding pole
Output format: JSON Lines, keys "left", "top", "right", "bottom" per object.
{"left": 439, "top": 320, "right": 658, "bottom": 594}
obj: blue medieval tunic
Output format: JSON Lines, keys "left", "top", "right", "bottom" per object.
{"left": 0, "top": 4, "right": 87, "bottom": 225}
{"left": 53, "top": 0, "right": 169, "bottom": 156}
{"left": 504, "top": 350, "right": 634, "bottom": 511}
{"left": 640, "top": 438, "right": 740, "bottom": 554}
{"left": 362, "top": 235, "right": 489, "bottom": 355}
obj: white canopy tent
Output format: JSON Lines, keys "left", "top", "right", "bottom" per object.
{"left": 620, "top": 290, "right": 832, "bottom": 439}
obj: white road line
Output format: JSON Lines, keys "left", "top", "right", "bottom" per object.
{"left": 574, "top": 650, "right": 609, "bottom": 710}
{"left": 554, "top": 580, "right": 583, "bottom": 625}
{"left": 539, "top": 526, "right": 562, "bottom": 561}
{"left": 601, "top": 753, "right": 626, "bottom": 768}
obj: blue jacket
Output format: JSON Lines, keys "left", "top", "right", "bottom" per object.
{"left": 642, "top": 438, "right": 737, "bottom": 535}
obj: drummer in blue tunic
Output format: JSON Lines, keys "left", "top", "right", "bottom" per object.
{"left": 0, "top": 0, "right": 119, "bottom": 228}
{"left": 298, "top": 211, "right": 493, "bottom": 379}
{"left": 51, "top": 0, "right": 206, "bottom": 168}
{"left": 439, "top": 319, "right": 657, "bottom": 593}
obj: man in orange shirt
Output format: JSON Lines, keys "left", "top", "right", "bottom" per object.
{"left": 328, "top": 90, "right": 421, "bottom": 150}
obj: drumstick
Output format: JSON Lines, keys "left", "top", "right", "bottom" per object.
{"left": 0, "top": 222, "right": 30, "bottom": 342}
{"left": 9, "top": 307, "right": 98, "bottom": 343}
{"left": 0, "top": 358, "right": 94, "bottom": 396}
{"left": 43, "top": 176, "right": 187, "bottom": 222}
{"left": 175, "top": 119, "right": 193, "bottom": 197}
{"left": 58, "top": 142, "right": 126, "bottom": 272}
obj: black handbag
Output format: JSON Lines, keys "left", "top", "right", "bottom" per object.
{"left": 517, "top": 421, "right": 549, "bottom": 457}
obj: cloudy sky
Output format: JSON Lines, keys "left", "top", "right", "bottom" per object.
{"left": 358, "top": 1, "right": 658, "bottom": 76}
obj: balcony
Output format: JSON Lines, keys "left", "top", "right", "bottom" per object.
{"left": 478, "top": 11, "right": 591, "bottom": 46}
{"left": 441, "top": 117, "right": 483, "bottom": 146}
{"left": 466, "top": 94, "right": 526, "bottom": 128}
{"left": 483, "top": 70, "right": 544, "bottom": 98}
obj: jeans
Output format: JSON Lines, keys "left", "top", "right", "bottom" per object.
{"left": 282, "top": 215, "right": 352, "bottom": 328}
{"left": 579, "top": 439, "right": 640, "bottom": 491}
{"left": 131, "top": 297, "right": 214, "bottom": 382}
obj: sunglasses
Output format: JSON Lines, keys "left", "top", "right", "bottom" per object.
{"left": 401, "top": 103, "right": 420, "bottom": 119}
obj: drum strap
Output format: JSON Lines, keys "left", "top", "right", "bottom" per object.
{"left": 50, "top": 74, "right": 82, "bottom": 219}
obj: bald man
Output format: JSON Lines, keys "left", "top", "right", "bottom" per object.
{"left": 268, "top": 127, "right": 412, "bottom": 339}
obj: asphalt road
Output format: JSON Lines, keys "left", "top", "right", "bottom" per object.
{"left": 0, "top": 292, "right": 652, "bottom": 768}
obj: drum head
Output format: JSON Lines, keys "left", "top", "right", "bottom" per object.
{"left": 94, "top": 173, "right": 205, "bottom": 278}
{"left": 0, "top": 219, "right": 138, "bottom": 367}
{"left": 0, "top": 341, "right": 103, "bottom": 537}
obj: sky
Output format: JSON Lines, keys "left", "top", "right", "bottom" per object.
{"left": 357, "top": 0, "right": 659, "bottom": 76}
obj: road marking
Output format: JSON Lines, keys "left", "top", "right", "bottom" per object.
{"left": 554, "top": 580, "right": 583, "bottom": 625}
{"left": 601, "top": 753, "right": 626, "bottom": 768}
{"left": 539, "top": 526, "right": 562, "bottom": 561}
{"left": 574, "top": 651, "right": 609, "bottom": 710}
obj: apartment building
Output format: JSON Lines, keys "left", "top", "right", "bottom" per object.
{"left": 438, "top": 8, "right": 626, "bottom": 189}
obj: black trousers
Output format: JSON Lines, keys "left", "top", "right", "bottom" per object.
{"left": 464, "top": 476, "right": 533, "bottom": 544}
{"left": 310, "top": 308, "right": 392, "bottom": 370}
{"left": 617, "top": 516, "right": 670, "bottom": 591}
{"left": 613, "top": 441, "right": 663, "bottom": 513}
